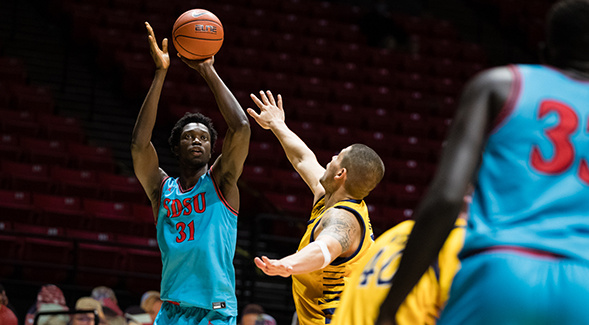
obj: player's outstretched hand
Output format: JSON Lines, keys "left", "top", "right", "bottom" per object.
{"left": 145, "top": 22, "right": 169, "bottom": 71}
{"left": 247, "top": 90, "right": 285, "bottom": 130}
{"left": 177, "top": 54, "right": 214, "bottom": 75}
{"left": 254, "top": 256, "right": 293, "bottom": 277}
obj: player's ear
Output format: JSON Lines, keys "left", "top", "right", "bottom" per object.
{"left": 172, "top": 145, "right": 179, "bottom": 157}
{"left": 335, "top": 168, "right": 347, "bottom": 181}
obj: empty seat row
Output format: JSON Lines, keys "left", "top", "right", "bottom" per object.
{"left": 0, "top": 232, "right": 160, "bottom": 293}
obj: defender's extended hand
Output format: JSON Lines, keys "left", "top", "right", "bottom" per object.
{"left": 247, "top": 90, "right": 285, "bottom": 130}
{"left": 145, "top": 22, "right": 169, "bottom": 70}
{"left": 254, "top": 256, "right": 293, "bottom": 277}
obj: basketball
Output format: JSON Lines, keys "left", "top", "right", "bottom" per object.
{"left": 172, "top": 9, "right": 224, "bottom": 60}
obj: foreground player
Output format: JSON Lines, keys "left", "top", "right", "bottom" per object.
{"left": 377, "top": 1, "right": 589, "bottom": 324}
{"left": 131, "top": 23, "right": 250, "bottom": 325}
{"left": 330, "top": 195, "right": 469, "bottom": 325}
{"left": 248, "top": 91, "right": 384, "bottom": 325}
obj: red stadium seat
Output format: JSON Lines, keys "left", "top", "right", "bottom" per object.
{"left": 12, "top": 85, "right": 55, "bottom": 114}
{"left": 286, "top": 121, "right": 324, "bottom": 150}
{"left": 357, "top": 130, "right": 398, "bottom": 157}
{"left": 332, "top": 62, "right": 364, "bottom": 84}
{"left": 290, "top": 99, "right": 329, "bottom": 123}
{"left": 272, "top": 34, "right": 304, "bottom": 54}
{"left": 125, "top": 248, "right": 162, "bottom": 294}
{"left": 13, "top": 223, "right": 65, "bottom": 236}
{"left": 304, "top": 38, "right": 338, "bottom": 59}
{"left": 270, "top": 168, "right": 308, "bottom": 193}
{"left": 84, "top": 199, "right": 137, "bottom": 235}
{"left": 20, "top": 137, "right": 70, "bottom": 166}
{"left": 117, "top": 234, "right": 158, "bottom": 248}
{"left": 307, "top": 19, "right": 340, "bottom": 39}
{"left": 0, "top": 189, "right": 34, "bottom": 224}
{"left": 98, "top": 173, "right": 148, "bottom": 204}
{"left": 326, "top": 103, "right": 364, "bottom": 128}
{"left": 132, "top": 204, "right": 155, "bottom": 223}
{"left": 0, "top": 234, "right": 20, "bottom": 277}
{"left": 65, "top": 229, "right": 114, "bottom": 242}
{"left": 300, "top": 57, "right": 333, "bottom": 79}
{"left": 21, "top": 237, "right": 73, "bottom": 283}
{"left": 298, "top": 77, "right": 331, "bottom": 101}
{"left": 323, "top": 126, "right": 355, "bottom": 149}
{"left": 240, "top": 165, "right": 276, "bottom": 191}
{"left": 68, "top": 143, "right": 115, "bottom": 172}
{"left": 51, "top": 167, "right": 101, "bottom": 199}
{"left": 243, "top": 9, "right": 276, "bottom": 30}
{"left": 1, "top": 118, "right": 40, "bottom": 138}
{"left": 281, "top": 0, "right": 312, "bottom": 16}
{"left": 0, "top": 134, "right": 22, "bottom": 162}
{"left": 264, "top": 192, "right": 313, "bottom": 217}
{"left": 0, "top": 161, "right": 52, "bottom": 193}
{"left": 385, "top": 183, "right": 423, "bottom": 208}
{"left": 246, "top": 142, "right": 285, "bottom": 167}
{"left": 364, "top": 108, "right": 397, "bottom": 133}
{"left": 330, "top": 82, "right": 365, "bottom": 106}
{"left": 0, "top": 57, "right": 27, "bottom": 84}
{"left": 76, "top": 242, "right": 125, "bottom": 287}
{"left": 381, "top": 206, "right": 415, "bottom": 228}
{"left": 33, "top": 193, "right": 86, "bottom": 229}
{"left": 362, "top": 85, "right": 398, "bottom": 108}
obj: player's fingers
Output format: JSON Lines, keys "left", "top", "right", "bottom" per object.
{"left": 250, "top": 93, "right": 264, "bottom": 109}
{"left": 277, "top": 94, "right": 283, "bottom": 109}
{"left": 266, "top": 90, "right": 276, "bottom": 106}
{"left": 246, "top": 108, "right": 262, "bottom": 122}
{"left": 162, "top": 38, "right": 168, "bottom": 54}
{"left": 254, "top": 257, "right": 266, "bottom": 268}
{"left": 259, "top": 90, "right": 270, "bottom": 105}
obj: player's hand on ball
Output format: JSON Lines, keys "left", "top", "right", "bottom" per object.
{"left": 248, "top": 90, "right": 285, "bottom": 130}
{"left": 254, "top": 256, "right": 293, "bottom": 277}
{"left": 145, "top": 22, "right": 170, "bottom": 71}
{"left": 177, "top": 54, "right": 215, "bottom": 74}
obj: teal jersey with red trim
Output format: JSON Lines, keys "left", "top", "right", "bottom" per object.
{"left": 157, "top": 169, "right": 238, "bottom": 316}
{"left": 465, "top": 65, "right": 589, "bottom": 262}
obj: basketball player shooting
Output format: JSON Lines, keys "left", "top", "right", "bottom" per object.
{"left": 131, "top": 22, "right": 250, "bottom": 325}
{"left": 377, "top": 0, "right": 589, "bottom": 324}
{"left": 248, "top": 91, "right": 384, "bottom": 325}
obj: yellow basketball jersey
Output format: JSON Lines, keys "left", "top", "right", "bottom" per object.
{"left": 292, "top": 197, "right": 375, "bottom": 325}
{"left": 330, "top": 218, "right": 466, "bottom": 325}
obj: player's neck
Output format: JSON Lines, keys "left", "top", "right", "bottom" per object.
{"left": 323, "top": 188, "right": 356, "bottom": 209}
{"left": 178, "top": 165, "right": 208, "bottom": 190}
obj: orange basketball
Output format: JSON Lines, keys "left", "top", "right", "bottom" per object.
{"left": 172, "top": 9, "right": 224, "bottom": 60}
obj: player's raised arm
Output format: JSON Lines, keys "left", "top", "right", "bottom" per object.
{"left": 248, "top": 91, "right": 326, "bottom": 201}
{"left": 255, "top": 208, "right": 361, "bottom": 277}
{"left": 178, "top": 55, "right": 251, "bottom": 210}
{"left": 131, "top": 22, "right": 169, "bottom": 208}
{"left": 376, "top": 67, "right": 513, "bottom": 325}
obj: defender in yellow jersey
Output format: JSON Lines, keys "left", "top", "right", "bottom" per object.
{"left": 247, "top": 91, "right": 385, "bottom": 325}
{"left": 331, "top": 209, "right": 467, "bottom": 325}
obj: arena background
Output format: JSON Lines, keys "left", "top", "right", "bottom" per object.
{"left": 0, "top": 0, "right": 549, "bottom": 323}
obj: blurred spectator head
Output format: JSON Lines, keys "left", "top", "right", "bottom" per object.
{"left": 125, "top": 306, "right": 152, "bottom": 325}
{"left": 140, "top": 291, "right": 162, "bottom": 322}
{"left": 36, "top": 303, "right": 69, "bottom": 325}
{"left": 91, "top": 286, "right": 118, "bottom": 306}
{"left": 240, "top": 304, "right": 276, "bottom": 325}
{"left": 74, "top": 297, "right": 106, "bottom": 325}
{"left": 25, "top": 285, "right": 68, "bottom": 325}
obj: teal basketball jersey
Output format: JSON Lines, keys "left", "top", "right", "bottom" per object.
{"left": 465, "top": 64, "right": 589, "bottom": 262}
{"left": 157, "top": 169, "right": 238, "bottom": 316}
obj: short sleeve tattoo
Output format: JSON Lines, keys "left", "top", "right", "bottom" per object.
{"left": 318, "top": 209, "right": 360, "bottom": 253}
